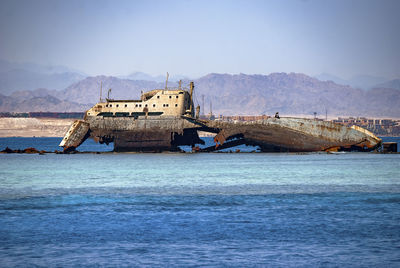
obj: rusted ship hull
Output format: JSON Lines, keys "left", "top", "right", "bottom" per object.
{"left": 208, "top": 118, "right": 381, "bottom": 152}
{"left": 60, "top": 116, "right": 381, "bottom": 153}
{"left": 60, "top": 116, "right": 205, "bottom": 152}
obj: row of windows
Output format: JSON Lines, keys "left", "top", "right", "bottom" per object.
{"left": 105, "top": 103, "right": 179, "bottom": 108}
{"left": 105, "top": 104, "right": 129, "bottom": 108}
{"left": 97, "top": 111, "right": 164, "bottom": 117}
{"left": 156, "top": 95, "right": 179, "bottom": 99}
{"left": 163, "top": 104, "right": 179, "bottom": 107}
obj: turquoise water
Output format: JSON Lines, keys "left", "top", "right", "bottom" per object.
{"left": 0, "top": 138, "right": 400, "bottom": 266}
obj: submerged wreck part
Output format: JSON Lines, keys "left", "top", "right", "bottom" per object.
{"left": 208, "top": 117, "right": 381, "bottom": 152}
{"left": 59, "top": 80, "right": 381, "bottom": 153}
{"left": 383, "top": 142, "right": 398, "bottom": 153}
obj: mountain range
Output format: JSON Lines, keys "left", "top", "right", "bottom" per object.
{"left": 0, "top": 60, "right": 399, "bottom": 117}
{"left": 314, "top": 73, "right": 390, "bottom": 90}
{"left": 0, "top": 60, "right": 85, "bottom": 94}
{"left": 120, "top": 72, "right": 189, "bottom": 83}
{"left": 194, "top": 73, "right": 400, "bottom": 117}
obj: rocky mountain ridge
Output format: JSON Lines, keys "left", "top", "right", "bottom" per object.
{"left": 1, "top": 72, "right": 399, "bottom": 117}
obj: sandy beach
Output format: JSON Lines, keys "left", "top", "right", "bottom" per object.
{"left": 0, "top": 118, "right": 75, "bottom": 137}
{"left": 0, "top": 118, "right": 217, "bottom": 138}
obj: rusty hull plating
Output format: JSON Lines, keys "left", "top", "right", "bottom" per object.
{"left": 59, "top": 82, "right": 381, "bottom": 153}
{"left": 208, "top": 117, "right": 381, "bottom": 152}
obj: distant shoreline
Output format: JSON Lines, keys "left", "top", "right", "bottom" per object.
{"left": 0, "top": 118, "right": 218, "bottom": 138}
{"left": 0, "top": 118, "right": 74, "bottom": 138}
{"left": 0, "top": 117, "right": 398, "bottom": 138}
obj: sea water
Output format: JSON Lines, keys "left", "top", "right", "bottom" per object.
{"left": 0, "top": 138, "right": 399, "bottom": 267}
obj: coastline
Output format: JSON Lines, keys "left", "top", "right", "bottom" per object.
{"left": 0, "top": 118, "right": 217, "bottom": 138}
{"left": 0, "top": 117, "right": 398, "bottom": 138}
{"left": 0, "top": 118, "right": 74, "bottom": 137}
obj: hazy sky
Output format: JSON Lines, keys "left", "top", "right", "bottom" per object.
{"left": 0, "top": 0, "right": 399, "bottom": 78}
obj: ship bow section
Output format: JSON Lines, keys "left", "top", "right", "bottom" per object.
{"left": 59, "top": 120, "right": 91, "bottom": 151}
{"left": 207, "top": 118, "right": 382, "bottom": 152}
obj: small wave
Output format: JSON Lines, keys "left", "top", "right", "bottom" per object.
{"left": 363, "top": 197, "right": 400, "bottom": 204}
{"left": 1, "top": 184, "right": 400, "bottom": 201}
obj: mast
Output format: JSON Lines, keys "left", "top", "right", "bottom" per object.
{"left": 99, "top": 81, "right": 102, "bottom": 102}
{"left": 210, "top": 100, "right": 212, "bottom": 118}
{"left": 189, "top": 82, "right": 194, "bottom": 116}
{"left": 165, "top": 72, "right": 169, "bottom": 90}
{"left": 201, "top": 94, "right": 205, "bottom": 116}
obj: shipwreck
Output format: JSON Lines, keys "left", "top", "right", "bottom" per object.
{"left": 60, "top": 81, "right": 381, "bottom": 153}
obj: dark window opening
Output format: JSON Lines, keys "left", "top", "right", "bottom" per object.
{"left": 115, "top": 112, "right": 129, "bottom": 117}
{"left": 124, "top": 104, "right": 127, "bottom": 107}
{"left": 148, "top": 112, "right": 163, "bottom": 116}
{"left": 97, "top": 112, "right": 113, "bottom": 117}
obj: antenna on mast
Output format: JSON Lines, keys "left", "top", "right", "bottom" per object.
{"left": 165, "top": 72, "right": 169, "bottom": 90}
{"left": 107, "top": 88, "right": 112, "bottom": 99}
{"left": 189, "top": 82, "right": 194, "bottom": 116}
{"left": 201, "top": 95, "right": 205, "bottom": 116}
{"left": 99, "top": 81, "right": 103, "bottom": 102}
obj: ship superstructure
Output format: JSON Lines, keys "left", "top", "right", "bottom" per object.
{"left": 85, "top": 88, "right": 194, "bottom": 119}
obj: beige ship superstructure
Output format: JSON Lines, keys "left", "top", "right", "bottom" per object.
{"left": 86, "top": 88, "right": 194, "bottom": 118}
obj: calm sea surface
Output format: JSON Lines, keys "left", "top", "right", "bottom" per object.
{"left": 0, "top": 137, "right": 399, "bottom": 267}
